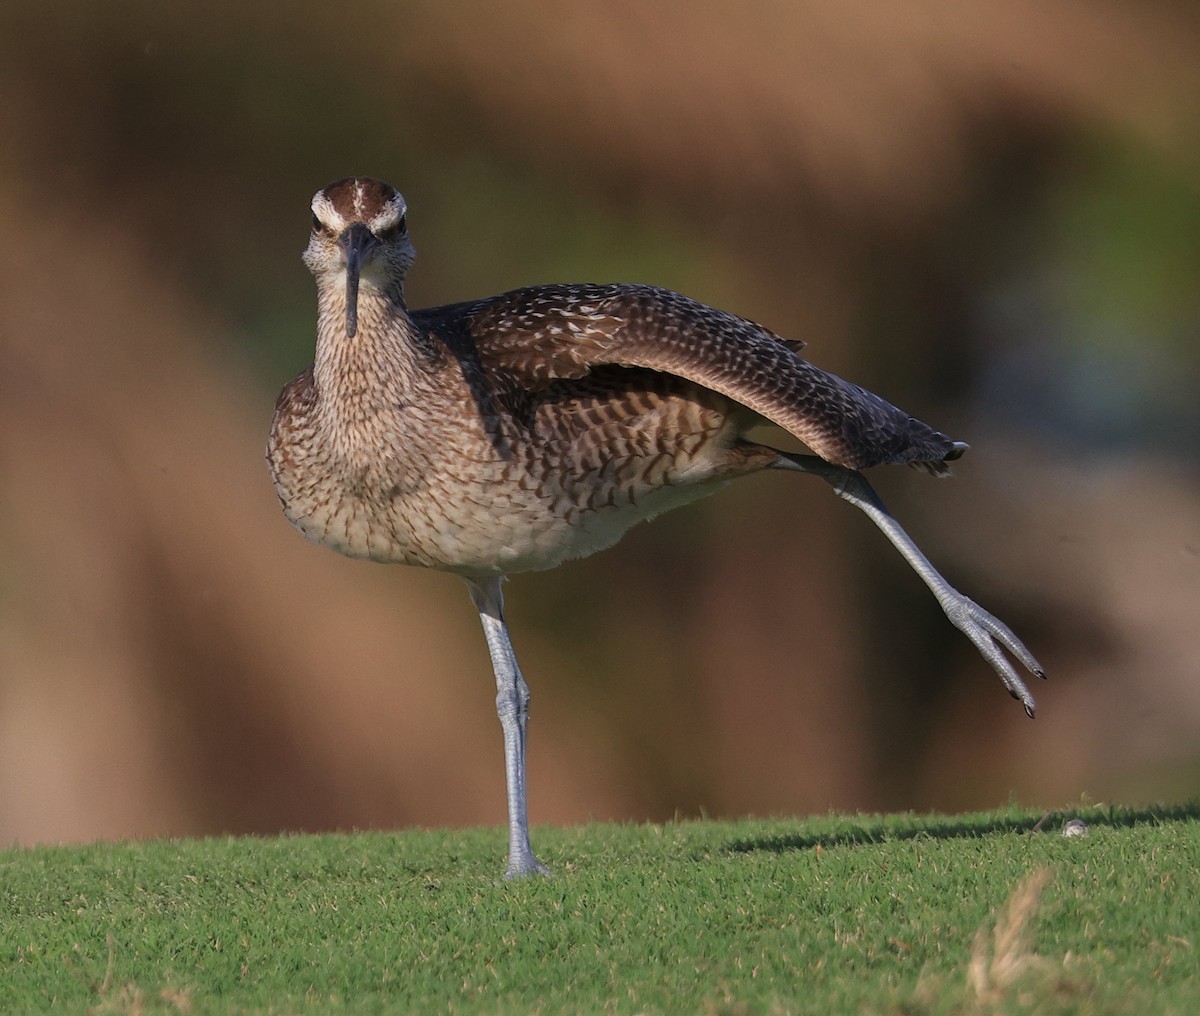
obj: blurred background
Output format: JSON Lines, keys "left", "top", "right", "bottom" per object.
{"left": 1, "top": 0, "right": 1197, "bottom": 847}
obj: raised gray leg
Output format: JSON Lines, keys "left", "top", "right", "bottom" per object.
{"left": 774, "top": 454, "right": 1044, "bottom": 716}
{"left": 465, "top": 575, "right": 551, "bottom": 878}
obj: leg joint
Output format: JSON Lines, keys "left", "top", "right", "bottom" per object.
{"left": 496, "top": 683, "right": 530, "bottom": 722}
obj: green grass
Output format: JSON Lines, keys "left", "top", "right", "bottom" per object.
{"left": 3, "top": 805, "right": 1197, "bottom": 1015}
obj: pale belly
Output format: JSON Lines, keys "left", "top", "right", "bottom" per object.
{"left": 269, "top": 368, "right": 761, "bottom": 576}
{"left": 275, "top": 452, "right": 731, "bottom": 576}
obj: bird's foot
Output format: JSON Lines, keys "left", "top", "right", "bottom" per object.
{"left": 503, "top": 851, "right": 554, "bottom": 880}
{"left": 940, "top": 590, "right": 1044, "bottom": 717}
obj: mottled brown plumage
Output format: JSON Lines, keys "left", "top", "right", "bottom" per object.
{"left": 270, "top": 179, "right": 960, "bottom": 573}
{"left": 267, "top": 177, "right": 1042, "bottom": 878}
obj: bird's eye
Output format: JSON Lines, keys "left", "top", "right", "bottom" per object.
{"left": 311, "top": 212, "right": 323, "bottom": 232}
{"left": 377, "top": 214, "right": 407, "bottom": 240}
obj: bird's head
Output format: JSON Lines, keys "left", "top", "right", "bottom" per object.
{"left": 304, "top": 177, "right": 415, "bottom": 337}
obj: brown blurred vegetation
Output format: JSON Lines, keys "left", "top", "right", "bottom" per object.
{"left": 1, "top": 0, "right": 1198, "bottom": 846}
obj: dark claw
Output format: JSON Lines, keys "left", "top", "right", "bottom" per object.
{"left": 941, "top": 592, "right": 1040, "bottom": 717}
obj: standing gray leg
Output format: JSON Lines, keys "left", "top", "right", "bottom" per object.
{"left": 774, "top": 453, "right": 1044, "bottom": 716}
{"left": 465, "top": 576, "right": 552, "bottom": 878}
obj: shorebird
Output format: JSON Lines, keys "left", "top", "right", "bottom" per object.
{"left": 268, "top": 177, "right": 1043, "bottom": 879}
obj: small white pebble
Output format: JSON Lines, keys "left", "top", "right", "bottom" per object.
{"left": 1062, "top": 819, "right": 1089, "bottom": 837}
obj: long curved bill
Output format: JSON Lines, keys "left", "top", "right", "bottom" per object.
{"left": 337, "top": 223, "right": 379, "bottom": 338}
